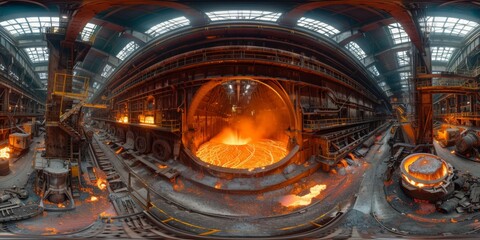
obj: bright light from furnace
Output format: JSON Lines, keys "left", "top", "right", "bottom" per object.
{"left": 280, "top": 184, "right": 327, "bottom": 207}
{"left": 0, "top": 147, "right": 10, "bottom": 159}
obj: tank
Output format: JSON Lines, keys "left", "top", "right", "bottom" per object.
{"left": 0, "top": 159, "right": 10, "bottom": 176}
{"left": 44, "top": 160, "right": 69, "bottom": 203}
{"left": 8, "top": 133, "right": 30, "bottom": 150}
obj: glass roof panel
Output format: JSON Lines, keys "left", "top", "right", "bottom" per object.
{"left": 206, "top": 10, "right": 281, "bottom": 22}
{"left": 399, "top": 71, "right": 411, "bottom": 80}
{"left": 396, "top": 51, "right": 410, "bottom": 67}
{"left": 369, "top": 65, "right": 380, "bottom": 76}
{"left": 388, "top": 23, "right": 410, "bottom": 44}
{"left": 297, "top": 17, "right": 340, "bottom": 37}
{"left": 116, "top": 41, "right": 140, "bottom": 61}
{"left": 101, "top": 64, "right": 115, "bottom": 78}
{"left": 38, "top": 72, "right": 48, "bottom": 79}
{"left": 345, "top": 42, "right": 366, "bottom": 60}
{"left": 0, "top": 17, "right": 59, "bottom": 37}
{"left": 431, "top": 46, "right": 456, "bottom": 62}
{"left": 145, "top": 16, "right": 190, "bottom": 38}
{"left": 23, "top": 47, "right": 49, "bottom": 63}
{"left": 80, "top": 23, "right": 97, "bottom": 42}
{"left": 422, "top": 16, "right": 479, "bottom": 37}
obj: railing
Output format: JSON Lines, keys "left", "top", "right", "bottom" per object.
{"left": 110, "top": 46, "right": 380, "bottom": 103}
{"left": 416, "top": 78, "right": 479, "bottom": 88}
{"left": 303, "top": 117, "right": 382, "bottom": 131}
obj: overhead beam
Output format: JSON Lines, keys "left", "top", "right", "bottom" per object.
{"left": 279, "top": 0, "right": 425, "bottom": 54}
{"left": 66, "top": 0, "right": 206, "bottom": 43}
{"left": 89, "top": 18, "right": 151, "bottom": 44}
{"left": 337, "top": 18, "right": 397, "bottom": 45}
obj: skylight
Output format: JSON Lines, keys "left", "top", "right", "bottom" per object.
{"left": 396, "top": 51, "right": 410, "bottom": 67}
{"left": 116, "top": 41, "right": 140, "bottom": 61}
{"left": 24, "top": 47, "right": 49, "bottom": 63}
{"left": 369, "top": 65, "right": 380, "bottom": 76}
{"left": 345, "top": 42, "right": 366, "bottom": 60}
{"left": 206, "top": 10, "right": 281, "bottom": 22}
{"left": 38, "top": 72, "right": 48, "bottom": 79}
{"left": 399, "top": 72, "right": 411, "bottom": 82}
{"left": 422, "top": 17, "right": 479, "bottom": 37}
{"left": 388, "top": 23, "right": 410, "bottom": 44}
{"left": 145, "top": 16, "right": 190, "bottom": 38}
{"left": 101, "top": 64, "right": 115, "bottom": 78}
{"left": 431, "top": 46, "right": 456, "bottom": 62}
{"left": 93, "top": 81, "right": 100, "bottom": 90}
{"left": 297, "top": 17, "right": 340, "bottom": 37}
{"left": 80, "top": 23, "right": 97, "bottom": 42}
{"left": 0, "top": 17, "right": 59, "bottom": 36}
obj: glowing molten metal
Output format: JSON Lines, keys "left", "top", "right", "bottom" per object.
{"left": 401, "top": 154, "right": 448, "bottom": 188}
{"left": 97, "top": 179, "right": 107, "bottom": 190}
{"left": 280, "top": 184, "right": 327, "bottom": 207}
{"left": 0, "top": 147, "right": 10, "bottom": 159}
{"left": 196, "top": 127, "right": 287, "bottom": 169}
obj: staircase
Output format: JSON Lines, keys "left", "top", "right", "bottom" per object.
{"left": 58, "top": 121, "right": 83, "bottom": 141}
{"left": 60, "top": 100, "right": 85, "bottom": 122}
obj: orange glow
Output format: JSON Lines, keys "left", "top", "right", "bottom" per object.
{"left": 99, "top": 211, "right": 112, "bottom": 218}
{"left": 450, "top": 150, "right": 455, "bottom": 154}
{"left": 402, "top": 154, "right": 448, "bottom": 188}
{"left": 157, "top": 164, "right": 167, "bottom": 169}
{"left": 280, "top": 184, "right": 327, "bottom": 207}
{"left": 196, "top": 114, "right": 288, "bottom": 169}
{"left": 97, "top": 178, "right": 107, "bottom": 190}
{"left": 118, "top": 116, "right": 128, "bottom": 123}
{"left": 89, "top": 196, "right": 98, "bottom": 202}
{"left": 0, "top": 147, "right": 10, "bottom": 159}
{"left": 57, "top": 203, "right": 65, "bottom": 208}
{"left": 144, "top": 116, "right": 154, "bottom": 124}
{"left": 115, "top": 147, "right": 123, "bottom": 154}
{"left": 197, "top": 139, "right": 287, "bottom": 169}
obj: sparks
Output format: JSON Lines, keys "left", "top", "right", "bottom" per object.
{"left": 280, "top": 184, "right": 327, "bottom": 207}
{"left": 97, "top": 178, "right": 107, "bottom": 190}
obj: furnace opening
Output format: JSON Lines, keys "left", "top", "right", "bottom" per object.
{"left": 188, "top": 79, "right": 292, "bottom": 170}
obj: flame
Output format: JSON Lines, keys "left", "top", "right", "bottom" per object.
{"left": 89, "top": 196, "right": 98, "bottom": 202}
{"left": 97, "top": 178, "right": 107, "bottom": 190}
{"left": 280, "top": 184, "right": 327, "bottom": 207}
{"left": 157, "top": 164, "right": 167, "bottom": 169}
{"left": 0, "top": 147, "right": 10, "bottom": 159}
{"left": 118, "top": 116, "right": 128, "bottom": 123}
{"left": 99, "top": 211, "right": 112, "bottom": 218}
{"left": 57, "top": 203, "right": 65, "bottom": 208}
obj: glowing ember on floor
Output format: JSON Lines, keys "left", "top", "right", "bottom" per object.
{"left": 196, "top": 139, "right": 287, "bottom": 169}
{"left": 89, "top": 196, "right": 98, "bottom": 202}
{"left": 280, "top": 184, "right": 327, "bottom": 207}
{"left": 0, "top": 146, "right": 10, "bottom": 158}
{"left": 57, "top": 203, "right": 65, "bottom": 208}
{"left": 97, "top": 179, "right": 107, "bottom": 190}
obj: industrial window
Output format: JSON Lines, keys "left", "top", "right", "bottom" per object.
{"left": 206, "top": 10, "right": 281, "bottom": 22}
{"left": 145, "top": 16, "right": 190, "bottom": 38}
{"left": 101, "top": 64, "right": 115, "bottom": 78}
{"left": 388, "top": 23, "right": 410, "bottom": 44}
{"left": 385, "top": 90, "right": 393, "bottom": 97}
{"left": 369, "top": 65, "right": 380, "bottom": 76}
{"left": 345, "top": 42, "right": 366, "bottom": 60}
{"left": 297, "top": 17, "right": 340, "bottom": 37}
{"left": 396, "top": 51, "right": 410, "bottom": 66}
{"left": 399, "top": 72, "right": 412, "bottom": 83}
{"left": 23, "top": 47, "right": 49, "bottom": 63}
{"left": 80, "top": 23, "right": 97, "bottom": 42}
{"left": 9, "top": 71, "right": 19, "bottom": 81}
{"left": 422, "top": 17, "right": 478, "bottom": 37}
{"left": 93, "top": 81, "right": 100, "bottom": 90}
{"left": 116, "top": 41, "right": 140, "bottom": 61}
{"left": 431, "top": 46, "right": 456, "bottom": 62}
{"left": 38, "top": 72, "right": 48, "bottom": 79}
{"left": 0, "top": 17, "right": 59, "bottom": 36}
{"left": 0, "top": 64, "right": 5, "bottom": 71}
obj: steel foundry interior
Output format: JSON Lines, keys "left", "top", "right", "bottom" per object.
{"left": 0, "top": 0, "right": 479, "bottom": 239}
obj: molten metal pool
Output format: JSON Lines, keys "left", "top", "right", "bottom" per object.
{"left": 196, "top": 127, "right": 287, "bottom": 169}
